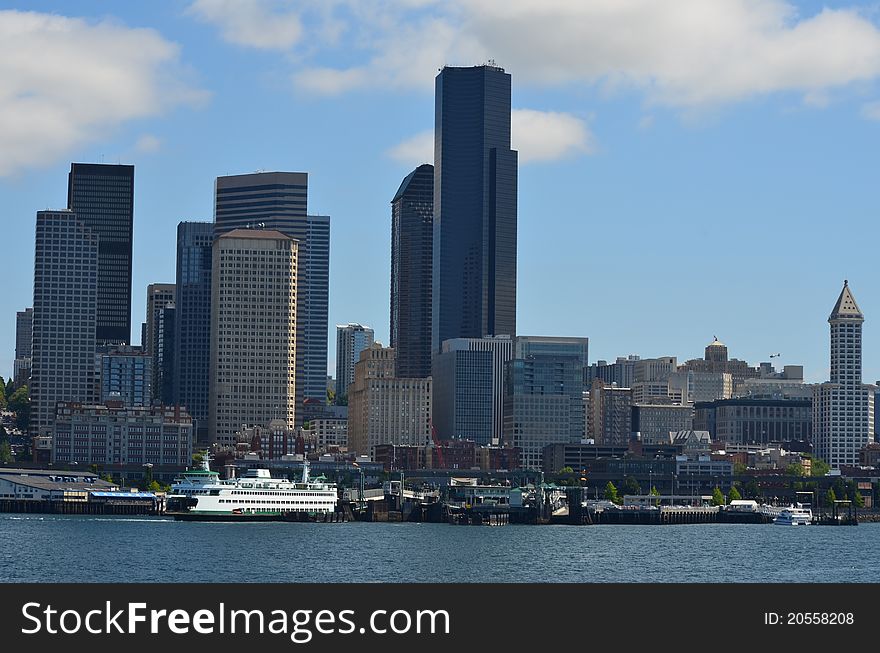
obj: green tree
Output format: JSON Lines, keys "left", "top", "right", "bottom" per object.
{"left": 148, "top": 480, "right": 162, "bottom": 492}
{"left": 604, "top": 481, "right": 619, "bottom": 504}
{"left": 711, "top": 487, "right": 725, "bottom": 506}
{"left": 101, "top": 473, "right": 115, "bottom": 483}
{"left": 824, "top": 487, "right": 837, "bottom": 507}
{"left": 852, "top": 489, "right": 865, "bottom": 509}
{"left": 559, "top": 466, "right": 574, "bottom": 474}
{"left": 5, "top": 379, "right": 13, "bottom": 400}
{"left": 0, "top": 379, "right": 6, "bottom": 411}
{"left": 733, "top": 462, "right": 747, "bottom": 475}
{"left": 621, "top": 475, "right": 641, "bottom": 496}
{"left": 744, "top": 479, "right": 761, "bottom": 500}
{"left": 809, "top": 457, "right": 830, "bottom": 477}
{"left": 785, "top": 463, "right": 805, "bottom": 478}
{"left": 0, "top": 440, "right": 13, "bottom": 464}
{"left": 729, "top": 485, "right": 742, "bottom": 501}
{"left": 8, "top": 386, "right": 30, "bottom": 431}
{"left": 650, "top": 486, "right": 660, "bottom": 496}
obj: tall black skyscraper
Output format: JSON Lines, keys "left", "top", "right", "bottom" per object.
{"left": 174, "top": 221, "right": 213, "bottom": 444}
{"left": 213, "top": 172, "right": 330, "bottom": 426}
{"left": 390, "top": 164, "right": 433, "bottom": 378}
{"left": 67, "top": 163, "right": 135, "bottom": 346}
{"left": 432, "top": 64, "right": 518, "bottom": 353}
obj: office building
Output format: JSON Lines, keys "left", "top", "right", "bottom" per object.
{"left": 694, "top": 397, "right": 812, "bottom": 446}
{"left": 52, "top": 401, "right": 192, "bottom": 466}
{"left": 390, "top": 164, "right": 434, "bottom": 378}
{"left": 632, "top": 404, "right": 695, "bottom": 444}
{"left": 503, "top": 336, "right": 588, "bottom": 470}
{"left": 679, "top": 337, "right": 759, "bottom": 388}
{"left": 145, "top": 283, "right": 175, "bottom": 392}
{"left": 67, "top": 163, "right": 134, "bottom": 345}
{"left": 433, "top": 336, "right": 513, "bottom": 446}
{"left": 589, "top": 380, "right": 634, "bottom": 446}
{"left": 30, "top": 210, "right": 99, "bottom": 436}
{"left": 335, "top": 323, "right": 374, "bottom": 398}
{"left": 13, "top": 308, "right": 33, "bottom": 386}
{"left": 586, "top": 355, "right": 639, "bottom": 388}
{"left": 209, "top": 230, "right": 298, "bottom": 446}
{"left": 99, "top": 346, "right": 152, "bottom": 407}
{"left": 173, "top": 222, "right": 213, "bottom": 442}
{"left": 156, "top": 303, "right": 176, "bottom": 404}
{"left": 347, "top": 345, "right": 432, "bottom": 459}
{"left": 214, "top": 172, "right": 329, "bottom": 424}
{"left": 432, "top": 64, "right": 517, "bottom": 352}
{"left": 813, "top": 281, "right": 876, "bottom": 468}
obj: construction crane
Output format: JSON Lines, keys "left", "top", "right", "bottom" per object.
{"left": 430, "top": 423, "right": 445, "bottom": 470}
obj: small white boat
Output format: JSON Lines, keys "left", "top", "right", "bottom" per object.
{"left": 773, "top": 504, "right": 813, "bottom": 526}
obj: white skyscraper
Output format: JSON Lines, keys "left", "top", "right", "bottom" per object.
{"left": 813, "top": 281, "right": 876, "bottom": 468}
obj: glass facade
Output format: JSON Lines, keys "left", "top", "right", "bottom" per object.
{"left": 174, "top": 222, "right": 213, "bottom": 440}
{"left": 432, "top": 347, "right": 494, "bottom": 445}
{"left": 390, "top": 164, "right": 433, "bottom": 378}
{"left": 67, "top": 163, "right": 134, "bottom": 345}
{"left": 432, "top": 65, "right": 517, "bottom": 352}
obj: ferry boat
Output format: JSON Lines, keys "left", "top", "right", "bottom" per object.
{"left": 773, "top": 504, "right": 813, "bottom": 526}
{"left": 166, "top": 457, "right": 338, "bottom": 519}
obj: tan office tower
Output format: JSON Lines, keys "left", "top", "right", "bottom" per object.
{"left": 209, "top": 230, "right": 298, "bottom": 446}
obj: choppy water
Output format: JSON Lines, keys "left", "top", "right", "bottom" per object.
{"left": 1, "top": 515, "right": 877, "bottom": 582}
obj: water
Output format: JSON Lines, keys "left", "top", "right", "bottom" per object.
{"left": 1, "top": 515, "right": 878, "bottom": 583}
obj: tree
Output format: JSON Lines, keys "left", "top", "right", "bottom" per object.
{"left": 621, "top": 475, "right": 641, "bottom": 496}
{"left": 729, "top": 485, "right": 742, "bottom": 502}
{"left": 733, "top": 461, "right": 747, "bottom": 475}
{"left": 853, "top": 489, "right": 865, "bottom": 509}
{"left": 559, "top": 466, "right": 574, "bottom": 474}
{"left": 712, "top": 487, "right": 725, "bottom": 506}
{"left": 650, "top": 486, "right": 660, "bottom": 496}
{"left": 824, "top": 488, "right": 837, "bottom": 507}
{"left": 604, "top": 481, "right": 619, "bottom": 504}
{"left": 809, "top": 457, "right": 830, "bottom": 477}
{"left": 785, "top": 463, "right": 805, "bottom": 478}
{"left": 0, "top": 379, "right": 6, "bottom": 411}
{"left": 8, "top": 386, "right": 30, "bottom": 431}
{"left": 4, "top": 379, "right": 13, "bottom": 400}
{"left": 0, "top": 440, "right": 12, "bottom": 464}
{"left": 744, "top": 479, "right": 761, "bottom": 500}
{"left": 148, "top": 480, "right": 162, "bottom": 492}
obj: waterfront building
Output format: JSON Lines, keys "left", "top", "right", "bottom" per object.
{"left": 145, "top": 283, "right": 175, "bottom": 392}
{"left": 214, "top": 172, "right": 330, "bottom": 425}
{"left": 694, "top": 397, "right": 812, "bottom": 446}
{"left": 632, "top": 404, "right": 694, "bottom": 444}
{"left": 67, "top": 163, "right": 134, "bottom": 346}
{"left": 99, "top": 346, "right": 152, "bottom": 407}
{"left": 0, "top": 469, "right": 117, "bottom": 502}
{"left": 813, "top": 281, "right": 876, "bottom": 468}
{"left": 13, "top": 307, "right": 33, "bottom": 386}
{"left": 585, "top": 355, "right": 639, "bottom": 388}
{"left": 173, "top": 222, "right": 213, "bottom": 443}
{"left": 209, "top": 230, "right": 298, "bottom": 446}
{"left": 391, "top": 164, "right": 434, "bottom": 378}
{"left": 433, "top": 335, "right": 513, "bottom": 446}
{"left": 335, "top": 323, "right": 375, "bottom": 398}
{"left": 52, "top": 401, "right": 192, "bottom": 466}
{"left": 432, "top": 64, "right": 517, "bottom": 352}
{"left": 30, "top": 210, "right": 99, "bottom": 436}
{"left": 588, "top": 380, "right": 633, "bottom": 446}
{"left": 503, "top": 336, "right": 588, "bottom": 470}
{"left": 347, "top": 344, "right": 432, "bottom": 459}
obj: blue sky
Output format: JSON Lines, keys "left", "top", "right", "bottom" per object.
{"left": 2, "top": 0, "right": 880, "bottom": 384}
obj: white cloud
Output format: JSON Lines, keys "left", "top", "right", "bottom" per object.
{"left": 387, "top": 130, "right": 433, "bottom": 165}
{"left": 511, "top": 109, "right": 594, "bottom": 163}
{"left": 0, "top": 10, "right": 206, "bottom": 177}
{"left": 187, "top": 0, "right": 303, "bottom": 50}
{"left": 388, "top": 109, "right": 593, "bottom": 166}
{"left": 194, "top": 1, "right": 880, "bottom": 111}
{"left": 134, "top": 134, "right": 162, "bottom": 154}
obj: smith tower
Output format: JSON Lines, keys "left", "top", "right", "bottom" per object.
{"left": 813, "top": 281, "right": 875, "bottom": 468}
{"left": 432, "top": 64, "right": 518, "bottom": 353}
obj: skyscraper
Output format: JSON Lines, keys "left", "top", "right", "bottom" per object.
{"left": 209, "top": 230, "right": 298, "bottom": 446}
{"left": 174, "top": 221, "right": 213, "bottom": 443}
{"left": 156, "top": 303, "right": 176, "bottom": 405}
{"left": 390, "top": 164, "right": 433, "bottom": 378}
{"left": 30, "top": 210, "right": 99, "bottom": 435}
{"left": 67, "top": 163, "right": 134, "bottom": 346}
{"left": 335, "top": 323, "right": 374, "bottom": 398}
{"left": 432, "top": 64, "right": 517, "bottom": 352}
{"left": 145, "top": 283, "right": 176, "bottom": 395}
{"left": 13, "top": 308, "right": 33, "bottom": 386}
{"left": 214, "top": 172, "right": 330, "bottom": 425}
{"left": 813, "top": 281, "right": 876, "bottom": 468}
